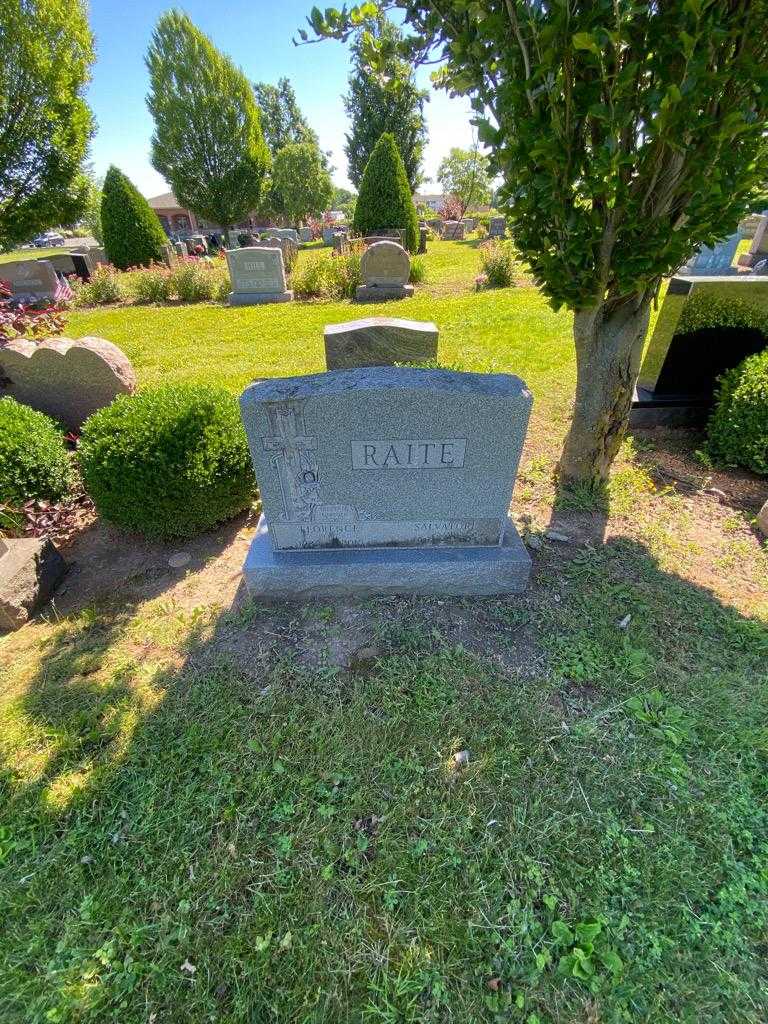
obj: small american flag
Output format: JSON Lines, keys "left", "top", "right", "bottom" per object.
{"left": 54, "top": 275, "right": 74, "bottom": 302}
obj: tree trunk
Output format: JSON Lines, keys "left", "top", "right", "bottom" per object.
{"left": 559, "top": 291, "right": 653, "bottom": 489}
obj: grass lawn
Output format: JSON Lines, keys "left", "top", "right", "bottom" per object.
{"left": 1, "top": 241, "right": 767, "bottom": 1023}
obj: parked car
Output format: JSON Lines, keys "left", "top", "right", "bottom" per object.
{"left": 32, "top": 232, "right": 65, "bottom": 247}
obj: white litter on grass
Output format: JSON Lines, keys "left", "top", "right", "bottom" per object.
{"left": 168, "top": 552, "right": 191, "bottom": 569}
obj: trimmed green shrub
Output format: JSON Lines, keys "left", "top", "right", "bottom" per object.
{"left": 708, "top": 348, "right": 768, "bottom": 475}
{"left": 0, "top": 399, "right": 73, "bottom": 505}
{"left": 678, "top": 292, "right": 768, "bottom": 337}
{"left": 353, "top": 133, "right": 419, "bottom": 254}
{"left": 101, "top": 166, "right": 169, "bottom": 270}
{"left": 78, "top": 384, "right": 256, "bottom": 539}
{"left": 128, "top": 264, "right": 173, "bottom": 304}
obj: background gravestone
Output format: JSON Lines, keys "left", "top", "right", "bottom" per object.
{"left": 631, "top": 275, "right": 768, "bottom": 426}
{"left": 324, "top": 317, "right": 438, "bottom": 370}
{"left": 261, "top": 228, "right": 300, "bottom": 244}
{"left": 0, "top": 336, "right": 137, "bottom": 430}
{"left": 355, "top": 241, "right": 414, "bottom": 302}
{"left": 738, "top": 215, "right": 768, "bottom": 267}
{"left": 298, "top": 227, "right": 312, "bottom": 243}
{"left": 239, "top": 366, "right": 533, "bottom": 598}
{"left": 259, "top": 237, "right": 299, "bottom": 273}
{"left": 225, "top": 247, "right": 293, "bottom": 305}
{"left": 1, "top": 260, "right": 59, "bottom": 301}
{"left": 443, "top": 221, "right": 465, "bottom": 241}
{"left": 683, "top": 233, "right": 741, "bottom": 275}
{"left": 489, "top": 217, "right": 507, "bottom": 239}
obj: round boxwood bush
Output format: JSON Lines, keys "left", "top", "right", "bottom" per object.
{"left": 0, "top": 398, "right": 73, "bottom": 505}
{"left": 708, "top": 347, "right": 768, "bottom": 475}
{"left": 78, "top": 384, "right": 256, "bottom": 539}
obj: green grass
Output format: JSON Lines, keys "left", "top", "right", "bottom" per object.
{"left": 1, "top": 239, "right": 767, "bottom": 1023}
{"left": 0, "top": 247, "right": 68, "bottom": 265}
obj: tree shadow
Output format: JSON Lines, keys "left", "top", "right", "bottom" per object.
{"left": 2, "top": 534, "right": 767, "bottom": 1020}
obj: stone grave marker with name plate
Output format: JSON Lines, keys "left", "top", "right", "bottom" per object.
{"left": 355, "top": 241, "right": 413, "bottom": 302}
{"left": 324, "top": 317, "right": 438, "bottom": 370}
{"left": 1, "top": 260, "right": 59, "bottom": 301}
{"left": 225, "top": 247, "right": 293, "bottom": 305}
{"left": 239, "top": 366, "right": 533, "bottom": 598}
{"left": 443, "top": 221, "right": 465, "bottom": 241}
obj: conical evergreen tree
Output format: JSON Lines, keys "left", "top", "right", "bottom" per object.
{"left": 101, "top": 166, "right": 168, "bottom": 269}
{"left": 352, "top": 133, "right": 419, "bottom": 254}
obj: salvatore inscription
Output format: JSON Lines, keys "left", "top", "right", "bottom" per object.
{"left": 351, "top": 438, "right": 466, "bottom": 470}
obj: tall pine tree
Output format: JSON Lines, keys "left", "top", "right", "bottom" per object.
{"left": 353, "top": 132, "right": 419, "bottom": 253}
{"left": 146, "top": 11, "right": 269, "bottom": 231}
{"left": 343, "top": 17, "right": 427, "bottom": 192}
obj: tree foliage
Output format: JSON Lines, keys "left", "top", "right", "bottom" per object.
{"left": 0, "top": 0, "right": 94, "bottom": 249}
{"left": 353, "top": 132, "right": 419, "bottom": 252}
{"left": 272, "top": 143, "right": 333, "bottom": 224}
{"left": 437, "top": 147, "right": 493, "bottom": 213}
{"left": 101, "top": 166, "right": 168, "bottom": 270}
{"left": 343, "top": 16, "right": 428, "bottom": 191}
{"left": 253, "top": 77, "right": 320, "bottom": 155}
{"left": 302, "top": 1, "right": 768, "bottom": 486}
{"left": 146, "top": 10, "right": 269, "bottom": 230}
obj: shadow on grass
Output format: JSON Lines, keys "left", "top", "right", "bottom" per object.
{"left": 2, "top": 536, "right": 767, "bottom": 1021}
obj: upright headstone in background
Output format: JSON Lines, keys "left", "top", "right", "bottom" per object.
{"left": 260, "top": 237, "right": 299, "bottom": 273}
{"left": 174, "top": 241, "right": 186, "bottom": 259}
{"left": 0, "top": 336, "right": 137, "bottom": 430}
{"left": 738, "top": 215, "right": 768, "bottom": 268}
{"left": 443, "top": 221, "right": 465, "bottom": 241}
{"left": 39, "top": 252, "right": 93, "bottom": 282}
{"left": 1, "top": 260, "right": 60, "bottom": 302}
{"left": 161, "top": 243, "right": 177, "bottom": 269}
{"left": 427, "top": 218, "right": 444, "bottom": 235}
{"left": 418, "top": 225, "right": 428, "bottom": 254}
{"left": 239, "top": 367, "right": 533, "bottom": 598}
{"left": 355, "top": 241, "right": 413, "bottom": 302}
{"left": 225, "top": 247, "right": 293, "bottom": 305}
{"left": 489, "top": 217, "right": 507, "bottom": 239}
{"left": 631, "top": 275, "right": 768, "bottom": 426}
{"left": 261, "top": 228, "right": 300, "bottom": 244}
{"left": 462, "top": 217, "right": 477, "bottom": 232}
{"left": 298, "top": 227, "right": 312, "bottom": 243}
{"left": 683, "top": 233, "right": 741, "bottom": 275}
{"left": 324, "top": 317, "right": 438, "bottom": 370}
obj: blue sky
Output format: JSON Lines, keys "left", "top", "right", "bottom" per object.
{"left": 87, "top": 0, "right": 478, "bottom": 198}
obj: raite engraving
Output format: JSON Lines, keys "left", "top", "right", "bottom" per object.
{"left": 351, "top": 439, "right": 467, "bottom": 469}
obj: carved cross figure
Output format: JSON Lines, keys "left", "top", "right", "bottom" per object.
{"left": 262, "top": 400, "right": 320, "bottom": 521}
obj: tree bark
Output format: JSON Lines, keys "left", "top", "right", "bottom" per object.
{"left": 559, "top": 291, "right": 653, "bottom": 489}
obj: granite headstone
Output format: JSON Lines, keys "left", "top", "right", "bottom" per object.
{"left": 631, "top": 275, "right": 768, "bottom": 426}
{"left": 239, "top": 366, "right": 533, "bottom": 597}
{"left": 225, "top": 247, "right": 293, "bottom": 305}
{"left": 324, "top": 317, "right": 438, "bottom": 370}
{"left": 0, "top": 336, "right": 137, "bottom": 430}
{"left": 355, "top": 241, "right": 413, "bottom": 302}
{"left": 489, "top": 217, "right": 506, "bottom": 239}
{"left": 1, "top": 260, "right": 59, "bottom": 301}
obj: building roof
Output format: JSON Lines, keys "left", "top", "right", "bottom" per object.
{"left": 147, "top": 192, "right": 181, "bottom": 209}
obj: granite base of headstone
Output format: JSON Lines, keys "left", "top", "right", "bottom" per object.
{"left": 225, "top": 247, "right": 293, "bottom": 305}
{"left": 239, "top": 367, "right": 533, "bottom": 599}
{"left": 355, "top": 241, "right": 414, "bottom": 302}
{"left": 630, "top": 275, "right": 768, "bottom": 427}
{"left": 324, "top": 317, "right": 438, "bottom": 370}
{"left": 0, "top": 336, "right": 137, "bottom": 430}
{"left": 0, "top": 537, "right": 67, "bottom": 631}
